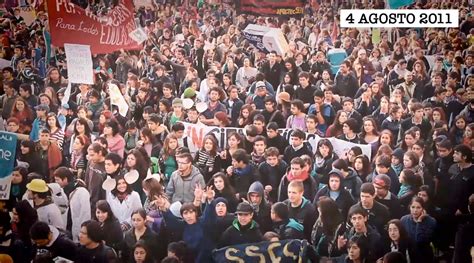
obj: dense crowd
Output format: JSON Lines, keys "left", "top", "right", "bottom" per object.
{"left": 0, "top": 0, "right": 473, "bottom": 262}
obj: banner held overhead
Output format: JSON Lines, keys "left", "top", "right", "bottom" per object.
{"left": 47, "top": 0, "right": 141, "bottom": 54}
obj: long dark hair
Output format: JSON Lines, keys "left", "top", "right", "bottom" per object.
{"left": 387, "top": 219, "right": 409, "bottom": 243}
{"left": 111, "top": 175, "right": 133, "bottom": 196}
{"left": 95, "top": 200, "right": 118, "bottom": 223}
{"left": 74, "top": 117, "right": 93, "bottom": 137}
{"left": 317, "top": 197, "right": 343, "bottom": 236}
{"left": 14, "top": 200, "right": 38, "bottom": 242}
{"left": 207, "top": 172, "right": 236, "bottom": 197}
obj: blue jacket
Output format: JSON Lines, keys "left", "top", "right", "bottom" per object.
{"left": 163, "top": 201, "right": 217, "bottom": 263}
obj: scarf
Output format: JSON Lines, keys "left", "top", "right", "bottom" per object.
{"left": 397, "top": 184, "right": 411, "bottom": 198}
{"left": 235, "top": 164, "right": 252, "bottom": 177}
{"left": 287, "top": 170, "right": 309, "bottom": 182}
{"left": 251, "top": 152, "right": 265, "bottom": 164}
{"left": 392, "top": 163, "right": 403, "bottom": 176}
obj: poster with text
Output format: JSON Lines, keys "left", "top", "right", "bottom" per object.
{"left": 0, "top": 132, "right": 17, "bottom": 200}
{"left": 64, "top": 44, "right": 94, "bottom": 84}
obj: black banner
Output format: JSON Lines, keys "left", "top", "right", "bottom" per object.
{"left": 236, "top": 0, "right": 305, "bottom": 17}
{"left": 212, "top": 239, "right": 308, "bottom": 263}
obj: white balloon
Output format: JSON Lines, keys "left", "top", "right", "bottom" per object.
{"left": 183, "top": 98, "right": 194, "bottom": 109}
{"left": 124, "top": 169, "right": 139, "bottom": 185}
{"left": 102, "top": 176, "right": 116, "bottom": 191}
{"left": 196, "top": 102, "right": 208, "bottom": 113}
{"left": 169, "top": 202, "right": 183, "bottom": 218}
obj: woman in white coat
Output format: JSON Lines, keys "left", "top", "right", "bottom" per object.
{"left": 67, "top": 180, "right": 91, "bottom": 241}
{"left": 105, "top": 173, "right": 142, "bottom": 231}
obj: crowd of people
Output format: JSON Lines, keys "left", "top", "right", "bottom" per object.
{"left": 0, "top": 0, "right": 473, "bottom": 262}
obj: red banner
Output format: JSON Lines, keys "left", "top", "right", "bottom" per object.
{"left": 236, "top": 0, "right": 305, "bottom": 17}
{"left": 47, "top": 0, "right": 142, "bottom": 54}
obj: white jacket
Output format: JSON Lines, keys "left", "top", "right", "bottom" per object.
{"left": 68, "top": 187, "right": 91, "bottom": 241}
{"left": 37, "top": 202, "right": 65, "bottom": 230}
{"left": 106, "top": 191, "right": 142, "bottom": 226}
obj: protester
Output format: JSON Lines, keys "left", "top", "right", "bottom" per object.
{"left": 0, "top": 1, "right": 472, "bottom": 262}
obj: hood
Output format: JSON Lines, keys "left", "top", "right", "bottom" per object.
{"left": 247, "top": 181, "right": 264, "bottom": 199}
{"left": 345, "top": 168, "right": 358, "bottom": 180}
{"left": 328, "top": 168, "right": 344, "bottom": 180}
{"left": 301, "top": 197, "right": 310, "bottom": 208}
{"left": 286, "top": 218, "right": 304, "bottom": 232}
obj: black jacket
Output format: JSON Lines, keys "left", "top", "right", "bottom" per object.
{"left": 218, "top": 219, "right": 263, "bottom": 248}
{"left": 258, "top": 160, "right": 288, "bottom": 203}
{"left": 267, "top": 134, "right": 289, "bottom": 155}
{"left": 283, "top": 144, "right": 313, "bottom": 165}
{"left": 376, "top": 193, "right": 404, "bottom": 220}
{"left": 283, "top": 198, "right": 318, "bottom": 241}
{"left": 314, "top": 187, "right": 355, "bottom": 219}
{"left": 349, "top": 201, "right": 390, "bottom": 236}
{"left": 247, "top": 182, "right": 273, "bottom": 233}
{"left": 278, "top": 172, "right": 318, "bottom": 203}
{"left": 75, "top": 243, "right": 117, "bottom": 263}
{"left": 272, "top": 218, "right": 305, "bottom": 240}
{"left": 123, "top": 227, "right": 160, "bottom": 263}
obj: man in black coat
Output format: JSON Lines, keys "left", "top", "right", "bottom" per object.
{"left": 247, "top": 182, "right": 272, "bottom": 233}
{"left": 373, "top": 174, "right": 403, "bottom": 219}
{"left": 259, "top": 51, "right": 283, "bottom": 91}
{"left": 283, "top": 129, "right": 313, "bottom": 165}
{"left": 218, "top": 203, "right": 263, "bottom": 248}
{"left": 349, "top": 183, "right": 390, "bottom": 236}
{"left": 30, "top": 221, "right": 77, "bottom": 261}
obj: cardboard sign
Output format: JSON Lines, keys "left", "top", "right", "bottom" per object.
{"left": 64, "top": 44, "right": 94, "bottom": 84}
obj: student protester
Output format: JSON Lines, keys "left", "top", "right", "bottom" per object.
{"left": 314, "top": 170, "right": 355, "bottom": 220}
{"left": 26, "top": 179, "right": 65, "bottom": 230}
{"left": 278, "top": 157, "right": 317, "bottom": 202}
{"left": 247, "top": 181, "right": 272, "bottom": 233}
{"left": 218, "top": 202, "right": 263, "bottom": 248}
{"left": 270, "top": 202, "right": 305, "bottom": 240}
{"left": 283, "top": 129, "right": 313, "bottom": 165}
{"left": 258, "top": 147, "right": 288, "bottom": 203}
{"left": 76, "top": 220, "right": 118, "bottom": 262}
{"left": 30, "top": 221, "right": 77, "bottom": 261}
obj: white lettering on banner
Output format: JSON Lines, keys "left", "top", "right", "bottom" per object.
{"left": 180, "top": 122, "right": 372, "bottom": 158}
{"left": 64, "top": 44, "right": 94, "bottom": 84}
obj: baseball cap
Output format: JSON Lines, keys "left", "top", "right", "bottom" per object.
{"left": 34, "top": 104, "right": 50, "bottom": 112}
{"left": 373, "top": 174, "right": 391, "bottom": 189}
{"left": 236, "top": 202, "right": 254, "bottom": 214}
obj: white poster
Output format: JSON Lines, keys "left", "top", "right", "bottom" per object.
{"left": 64, "top": 44, "right": 94, "bottom": 84}
{"left": 108, "top": 83, "right": 129, "bottom": 117}
{"left": 129, "top": 27, "right": 148, "bottom": 45}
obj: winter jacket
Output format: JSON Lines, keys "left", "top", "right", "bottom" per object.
{"left": 67, "top": 186, "right": 91, "bottom": 242}
{"left": 101, "top": 218, "right": 123, "bottom": 254}
{"left": 229, "top": 163, "right": 259, "bottom": 199}
{"left": 106, "top": 191, "right": 142, "bottom": 227}
{"left": 335, "top": 224, "right": 383, "bottom": 262}
{"left": 33, "top": 225, "right": 77, "bottom": 261}
{"left": 247, "top": 182, "right": 272, "bottom": 233}
{"left": 283, "top": 144, "right": 313, "bottom": 165}
{"left": 349, "top": 201, "right": 390, "bottom": 236}
{"left": 266, "top": 134, "right": 289, "bottom": 155}
{"left": 36, "top": 198, "right": 65, "bottom": 230}
{"left": 123, "top": 227, "right": 160, "bottom": 263}
{"left": 273, "top": 218, "right": 305, "bottom": 240}
{"left": 342, "top": 168, "right": 363, "bottom": 200}
{"left": 376, "top": 192, "right": 404, "bottom": 220}
{"left": 314, "top": 187, "right": 355, "bottom": 220}
{"left": 258, "top": 160, "right": 288, "bottom": 203}
{"left": 283, "top": 197, "right": 318, "bottom": 241}
{"left": 401, "top": 214, "right": 436, "bottom": 262}
{"left": 164, "top": 200, "right": 217, "bottom": 262}
{"left": 218, "top": 219, "right": 263, "bottom": 248}
{"left": 278, "top": 171, "right": 318, "bottom": 202}
{"left": 84, "top": 161, "right": 106, "bottom": 214}
{"left": 166, "top": 166, "right": 206, "bottom": 204}
{"left": 314, "top": 153, "right": 339, "bottom": 185}
{"left": 75, "top": 243, "right": 118, "bottom": 263}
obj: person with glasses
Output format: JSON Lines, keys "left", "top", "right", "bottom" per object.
{"left": 165, "top": 152, "right": 205, "bottom": 204}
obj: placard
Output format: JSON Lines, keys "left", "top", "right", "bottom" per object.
{"left": 64, "top": 44, "right": 94, "bottom": 84}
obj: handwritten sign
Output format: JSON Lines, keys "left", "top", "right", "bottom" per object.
{"left": 64, "top": 44, "right": 94, "bottom": 84}
{"left": 0, "top": 132, "right": 17, "bottom": 200}
{"left": 108, "top": 83, "right": 129, "bottom": 117}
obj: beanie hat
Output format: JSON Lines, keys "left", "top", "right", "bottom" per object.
{"left": 373, "top": 174, "right": 391, "bottom": 189}
{"left": 183, "top": 88, "right": 196, "bottom": 99}
{"left": 392, "top": 148, "right": 404, "bottom": 161}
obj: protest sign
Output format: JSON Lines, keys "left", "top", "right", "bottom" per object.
{"left": 213, "top": 239, "right": 308, "bottom": 263}
{"left": 0, "top": 132, "right": 18, "bottom": 200}
{"left": 64, "top": 44, "right": 94, "bottom": 84}
{"left": 181, "top": 122, "right": 372, "bottom": 158}
{"left": 129, "top": 27, "right": 148, "bottom": 45}
{"left": 243, "top": 24, "right": 289, "bottom": 56}
{"left": 20, "top": 7, "right": 37, "bottom": 26}
{"left": 47, "top": 0, "right": 141, "bottom": 54}
{"left": 108, "top": 83, "right": 129, "bottom": 117}
{"left": 236, "top": 0, "right": 305, "bottom": 17}
{"left": 133, "top": 0, "right": 153, "bottom": 9}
